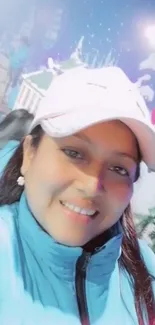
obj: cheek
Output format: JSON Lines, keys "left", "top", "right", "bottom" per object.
{"left": 97, "top": 182, "right": 133, "bottom": 233}
{"left": 25, "top": 156, "right": 75, "bottom": 202}
{"left": 105, "top": 180, "right": 133, "bottom": 211}
{"left": 113, "top": 182, "right": 133, "bottom": 199}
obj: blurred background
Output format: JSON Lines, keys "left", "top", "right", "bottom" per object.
{"left": 0, "top": 0, "right": 155, "bottom": 114}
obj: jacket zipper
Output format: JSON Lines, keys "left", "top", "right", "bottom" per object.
{"left": 75, "top": 251, "right": 92, "bottom": 325}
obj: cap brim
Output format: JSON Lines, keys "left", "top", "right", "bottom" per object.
{"left": 40, "top": 106, "right": 155, "bottom": 171}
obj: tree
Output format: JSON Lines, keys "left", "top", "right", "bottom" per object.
{"left": 135, "top": 208, "right": 155, "bottom": 252}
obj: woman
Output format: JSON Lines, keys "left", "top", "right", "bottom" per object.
{"left": 0, "top": 66, "right": 155, "bottom": 325}
{"left": 0, "top": 109, "right": 33, "bottom": 174}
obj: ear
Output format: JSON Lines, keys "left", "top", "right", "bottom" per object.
{"left": 21, "top": 135, "right": 35, "bottom": 176}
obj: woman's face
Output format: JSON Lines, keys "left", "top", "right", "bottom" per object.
{"left": 21, "top": 121, "right": 139, "bottom": 246}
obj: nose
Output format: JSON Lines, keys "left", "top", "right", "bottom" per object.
{"left": 77, "top": 171, "right": 104, "bottom": 198}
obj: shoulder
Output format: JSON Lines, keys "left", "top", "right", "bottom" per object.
{"left": 0, "top": 203, "right": 18, "bottom": 250}
{"left": 0, "top": 140, "right": 19, "bottom": 174}
{"left": 0, "top": 202, "right": 19, "bottom": 258}
{"left": 0, "top": 140, "right": 19, "bottom": 157}
{"left": 0, "top": 203, "right": 19, "bottom": 299}
{"left": 120, "top": 240, "right": 155, "bottom": 283}
{"left": 138, "top": 239, "right": 155, "bottom": 275}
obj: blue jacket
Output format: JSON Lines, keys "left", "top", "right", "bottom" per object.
{"left": 0, "top": 142, "right": 155, "bottom": 325}
{"left": 0, "top": 140, "right": 19, "bottom": 175}
{"left": 0, "top": 193, "right": 155, "bottom": 325}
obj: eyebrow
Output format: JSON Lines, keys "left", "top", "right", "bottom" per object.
{"left": 74, "top": 133, "right": 92, "bottom": 143}
{"left": 113, "top": 152, "right": 138, "bottom": 164}
{"left": 73, "top": 134, "right": 138, "bottom": 164}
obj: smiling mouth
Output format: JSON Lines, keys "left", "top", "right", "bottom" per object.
{"left": 60, "top": 200, "right": 99, "bottom": 218}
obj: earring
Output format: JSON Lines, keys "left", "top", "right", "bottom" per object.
{"left": 17, "top": 176, "right": 25, "bottom": 186}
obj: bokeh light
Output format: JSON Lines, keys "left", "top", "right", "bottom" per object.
{"left": 145, "top": 25, "right": 155, "bottom": 47}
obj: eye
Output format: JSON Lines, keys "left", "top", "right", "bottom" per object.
{"left": 62, "top": 148, "right": 84, "bottom": 160}
{"left": 109, "top": 166, "right": 129, "bottom": 177}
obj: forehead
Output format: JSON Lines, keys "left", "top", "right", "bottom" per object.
{"left": 77, "top": 120, "right": 138, "bottom": 153}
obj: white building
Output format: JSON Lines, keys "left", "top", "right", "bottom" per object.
{"left": 13, "top": 37, "right": 87, "bottom": 113}
{"left": 13, "top": 69, "right": 54, "bottom": 114}
{"left": 13, "top": 53, "right": 85, "bottom": 114}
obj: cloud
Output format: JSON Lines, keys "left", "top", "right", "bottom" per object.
{"left": 136, "top": 74, "right": 151, "bottom": 85}
{"left": 139, "top": 85, "right": 154, "bottom": 102}
{"left": 135, "top": 74, "right": 154, "bottom": 102}
{"left": 139, "top": 53, "right": 155, "bottom": 71}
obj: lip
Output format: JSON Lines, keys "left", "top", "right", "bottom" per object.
{"left": 59, "top": 201, "right": 98, "bottom": 224}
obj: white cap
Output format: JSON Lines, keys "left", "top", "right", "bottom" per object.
{"left": 31, "top": 66, "right": 155, "bottom": 171}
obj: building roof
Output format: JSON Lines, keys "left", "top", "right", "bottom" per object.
{"left": 22, "top": 56, "right": 85, "bottom": 94}
{"left": 28, "top": 70, "right": 54, "bottom": 91}
{"left": 23, "top": 70, "right": 54, "bottom": 94}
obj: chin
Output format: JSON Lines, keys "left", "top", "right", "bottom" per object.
{"left": 58, "top": 237, "right": 87, "bottom": 247}
{"left": 51, "top": 231, "right": 89, "bottom": 247}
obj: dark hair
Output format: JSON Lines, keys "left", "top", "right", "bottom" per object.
{"left": 0, "top": 109, "right": 33, "bottom": 148}
{"left": 0, "top": 125, "right": 43, "bottom": 204}
{"left": 120, "top": 209, "right": 155, "bottom": 324}
{"left": 0, "top": 125, "right": 154, "bottom": 324}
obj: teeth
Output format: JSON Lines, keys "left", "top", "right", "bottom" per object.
{"left": 61, "top": 201, "right": 96, "bottom": 216}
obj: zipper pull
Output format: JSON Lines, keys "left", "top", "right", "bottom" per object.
{"left": 81, "top": 253, "right": 91, "bottom": 272}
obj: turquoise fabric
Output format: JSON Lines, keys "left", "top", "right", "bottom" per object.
{"left": 0, "top": 140, "right": 19, "bottom": 175}
{"left": 7, "top": 85, "right": 20, "bottom": 110}
{"left": 0, "top": 192, "right": 154, "bottom": 325}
